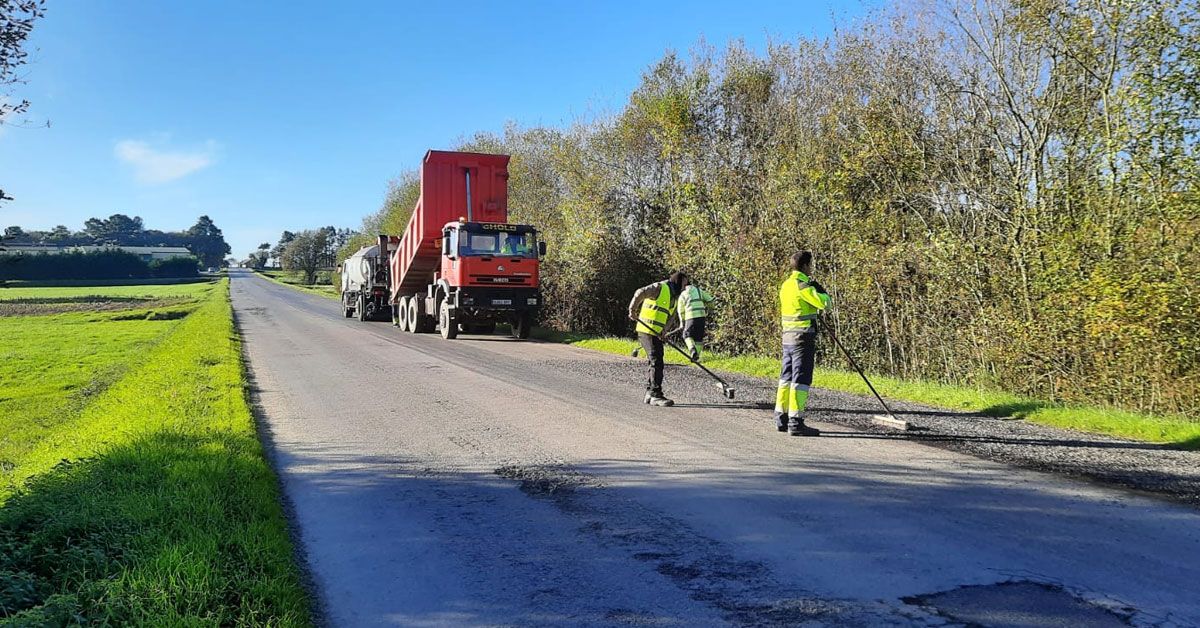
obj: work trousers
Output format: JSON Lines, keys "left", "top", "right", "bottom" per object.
{"left": 682, "top": 317, "right": 706, "bottom": 357}
{"left": 774, "top": 334, "right": 816, "bottom": 428}
{"left": 637, "top": 333, "right": 665, "bottom": 394}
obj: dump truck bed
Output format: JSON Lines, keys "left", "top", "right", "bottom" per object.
{"left": 391, "top": 150, "right": 510, "bottom": 300}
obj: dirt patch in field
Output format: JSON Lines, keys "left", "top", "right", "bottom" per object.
{"left": 0, "top": 297, "right": 191, "bottom": 317}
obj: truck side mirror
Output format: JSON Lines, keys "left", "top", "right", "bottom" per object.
{"left": 441, "top": 234, "right": 452, "bottom": 258}
{"left": 538, "top": 241, "right": 547, "bottom": 257}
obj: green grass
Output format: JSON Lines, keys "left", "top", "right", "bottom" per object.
{"left": 538, "top": 331, "right": 1200, "bottom": 450}
{"left": 0, "top": 306, "right": 196, "bottom": 490}
{"left": 0, "top": 281, "right": 311, "bottom": 624}
{"left": 257, "top": 270, "right": 339, "bottom": 299}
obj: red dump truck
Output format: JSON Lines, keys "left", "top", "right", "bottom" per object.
{"left": 383, "top": 150, "right": 545, "bottom": 340}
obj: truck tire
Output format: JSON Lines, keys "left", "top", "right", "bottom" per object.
{"left": 512, "top": 312, "right": 531, "bottom": 340}
{"left": 357, "top": 294, "right": 368, "bottom": 322}
{"left": 342, "top": 293, "right": 353, "bottom": 318}
{"left": 407, "top": 298, "right": 421, "bottom": 333}
{"left": 396, "top": 298, "right": 409, "bottom": 331}
{"left": 439, "top": 301, "right": 458, "bottom": 340}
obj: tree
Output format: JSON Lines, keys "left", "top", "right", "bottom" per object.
{"left": 0, "top": 0, "right": 46, "bottom": 203}
{"left": 270, "top": 231, "right": 296, "bottom": 268}
{"left": 338, "top": 171, "right": 420, "bottom": 264}
{"left": 244, "top": 249, "right": 268, "bottom": 270}
{"left": 184, "top": 215, "right": 231, "bottom": 268}
{"left": 280, "top": 229, "right": 329, "bottom": 284}
{"left": 83, "top": 214, "right": 144, "bottom": 244}
{"left": 4, "top": 225, "right": 25, "bottom": 239}
{"left": 46, "top": 225, "right": 70, "bottom": 241}
{"left": 243, "top": 242, "right": 270, "bottom": 270}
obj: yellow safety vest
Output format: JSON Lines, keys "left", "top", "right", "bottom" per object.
{"left": 636, "top": 284, "right": 674, "bottom": 335}
{"left": 678, "top": 285, "right": 712, "bottom": 321}
{"left": 780, "top": 271, "right": 829, "bottom": 344}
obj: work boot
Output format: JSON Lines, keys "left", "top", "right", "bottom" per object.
{"left": 789, "top": 418, "right": 820, "bottom": 437}
{"left": 774, "top": 415, "right": 788, "bottom": 432}
{"left": 690, "top": 349, "right": 701, "bottom": 362}
{"left": 644, "top": 391, "right": 675, "bottom": 407}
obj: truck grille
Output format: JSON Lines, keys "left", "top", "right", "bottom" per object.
{"left": 469, "top": 274, "right": 529, "bottom": 284}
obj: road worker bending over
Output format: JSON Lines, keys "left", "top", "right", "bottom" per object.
{"left": 629, "top": 271, "right": 687, "bottom": 407}
{"left": 676, "top": 282, "right": 715, "bottom": 361}
{"left": 775, "top": 251, "right": 830, "bottom": 436}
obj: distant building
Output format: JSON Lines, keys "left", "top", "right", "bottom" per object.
{"left": 0, "top": 244, "right": 195, "bottom": 262}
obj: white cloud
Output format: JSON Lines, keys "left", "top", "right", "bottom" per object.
{"left": 114, "top": 138, "right": 217, "bottom": 184}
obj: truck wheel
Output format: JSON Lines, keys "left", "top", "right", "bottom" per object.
{"left": 356, "top": 295, "right": 368, "bottom": 322}
{"left": 396, "top": 298, "right": 409, "bottom": 331}
{"left": 439, "top": 301, "right": 458, "bottom": 340}
{"left": 512, "top": 312, "right": 531, "bottom": 340}
{"left": 342, "top": 293, "right": 353, "bottom": 318}
{"left": 407, "top": 298, "right": 421, "bottom": 333}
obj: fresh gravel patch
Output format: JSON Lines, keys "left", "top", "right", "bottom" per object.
{"left": 540, "top": 354, "right": 1200, "bottom": 507}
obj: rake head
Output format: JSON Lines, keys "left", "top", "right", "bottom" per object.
{"left": 871, "top": 414, "right": 911, "bottom": 430}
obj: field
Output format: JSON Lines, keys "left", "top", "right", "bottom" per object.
{"left": 0, "top": 280, "right": 216, "bottom": 301}
{"left": 539, "top": 332, "right": 1200, "bottom": 450}
{"left": 0, "top": 280, "right": 310, "bottom": 624}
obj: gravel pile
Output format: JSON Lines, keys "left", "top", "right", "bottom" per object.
{"left": 542, "top": 354, "right": 1200, "bottom": 506}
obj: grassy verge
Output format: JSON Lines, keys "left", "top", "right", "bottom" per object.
{"left": 256, "top": 269, "right": 339, "bottom": 299}
{"left": 536, "top": 330, "right": 1200, "bottom": 450}
{"left": 0, "top": 281, "right": 311, "bottom": 624}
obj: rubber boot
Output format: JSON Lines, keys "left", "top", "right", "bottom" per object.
{"left": 644, "top": 391, "right": 675, "bottom": 407}
{"left": 789, "top": 418, "right": 820, "bottom": 437}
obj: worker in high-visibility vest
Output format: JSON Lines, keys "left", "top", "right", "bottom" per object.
{"left": 676, "top": 283, "right": 715, "bottom": 361}
{"left": 500, "top": 233, "right": 530, "bottom": 256}
{"left": 775, "top": 251, "right": 830, "bottom": 436}
{"left": 628, "top": 271, "right": 687, "bottom": 407}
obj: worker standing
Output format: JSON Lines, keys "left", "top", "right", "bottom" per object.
{"left": 677, "top": 282, "right": 715, "bottom": 361}
{"left": 629, "top": 271, "right": 688, "bottom": 407}
{"left": 775, "top": 251, "right": 830, "bottom": 436}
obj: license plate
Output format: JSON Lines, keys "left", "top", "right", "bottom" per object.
{"left": 492, "top": 299, "right": 511, "bottom": 305}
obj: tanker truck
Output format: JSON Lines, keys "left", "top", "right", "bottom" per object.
{"left": 385, "top": 150, "right": 545, "bottom": 340}
{"left": 339, "top": 238, "right": 395, "bottom": 321}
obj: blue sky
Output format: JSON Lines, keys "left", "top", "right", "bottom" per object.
{"left": 0, "top": 0, "right": 873, "bottom": 257}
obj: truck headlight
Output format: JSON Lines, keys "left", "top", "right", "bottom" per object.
{"left": 463, "top": 297, "right": 474, "bottom": 305}
{"left": 527, "top": 298, "right": 538, "bottom": 305}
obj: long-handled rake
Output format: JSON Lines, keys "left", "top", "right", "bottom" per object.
{"left": 631, "top": 317, "right": 736, "bottom": 399}
{"left": 820, "top": 318, "right": 911, "bottom": 431}
{"left": 631, "top": 326, "right": 681, "bottom": 356}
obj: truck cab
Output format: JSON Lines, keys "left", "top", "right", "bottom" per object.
{"left": 438, "top": 220, "right": 546, "bottom": 337}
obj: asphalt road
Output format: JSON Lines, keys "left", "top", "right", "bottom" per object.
{"left": 231, "top": 269, "right": 1200, "bottom": 627}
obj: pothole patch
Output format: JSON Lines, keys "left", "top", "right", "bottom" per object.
{"left": 493, "top": 464, "right": 598, "bottom": 497}
{"left": 902, "top": 581, "right": 1131, "bottom": 627}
